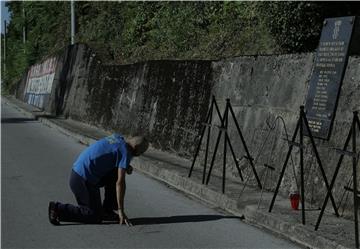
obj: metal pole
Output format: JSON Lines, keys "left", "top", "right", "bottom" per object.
{"left": 206, "top": 103, "right": 226, "bottom": 186}
{"left": 302, "top": 108, "right": 339, "bottom": 216}
{"left": 213, "top": 97, "right": 224, "bottom": 122}
{"left": 71, "top": 0, "right": 75, "bottom": 45}
{"left": 226, "top": 132, "right": 244, "bottom": 181}
{"left": 222, "top": 102, "right": 229, "bottom": 193}
{"left": 23, "top": 6, "right": 26, "bottom": 44}
{"left": 206, "top": 98, "right": 226, "bottom": 185}
{"left": 351, "top": 111, "right": 359, "bottom": 249}
{"left": 206, "top": 128, "right": 222, "bottom": 185}
{"left": 189, "top": 98, "right": 214, "bottom": 178}
{"left": 315, "top": 115, "right": 354, "bottom": 230}
{"left": 228, "top": 103, "right": 262, "bottom": 189}
{"left": 202, "top": 99, "right": 214, "bottom": 183}
{"left": 300, "top": 107, "right": 305, "bottom": 225}
{"left": 269, "top": 117, "right": 300, "bottom": 212}
{"left": 3, "top": 20, "right": 6, "bottom": 74}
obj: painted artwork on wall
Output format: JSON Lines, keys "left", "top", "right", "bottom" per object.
{"left": 24, "top": 57, "right": 58, "bottom": 109}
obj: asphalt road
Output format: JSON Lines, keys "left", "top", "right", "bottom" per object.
{"left": 1, "top": 99, "right": 302, "bottom": 249}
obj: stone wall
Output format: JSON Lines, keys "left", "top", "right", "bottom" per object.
{"left": 208, "top": 54, "right": 312, "bottom": 191}
{"left": 15, "top": 43, "right": 360, "bottom": 213}
{"left": 54, "top": 44, "right": 213, "bottom": 155}
{"left": 209, "top": 54, "right": 360, "bottom": 215}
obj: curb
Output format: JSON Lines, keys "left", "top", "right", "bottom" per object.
{"left": 131, "top": 156, "right": 243, "bottom": 217}
{"left": 3, "top": 96, "right": 98, "bottom": 145}
{"left": 244, "top": 206, "right": 349, "bottom": 249}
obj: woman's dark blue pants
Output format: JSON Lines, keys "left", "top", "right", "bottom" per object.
{"left": 56, "top": 169, "right": 118, "bottom": 224}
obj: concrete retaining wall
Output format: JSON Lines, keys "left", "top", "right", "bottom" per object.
{"left": 15, "top": 43, "right": 360, "bottom": 212}
{"left": 55, "top": 45, "right": 213, "bottom": 154}
{"left": 210, "top": 54, "right": 360, "bottom": 215}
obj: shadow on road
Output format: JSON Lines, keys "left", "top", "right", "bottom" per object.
{"left": 57, "top": 215, "right": 244, "bottom": 226}
{"left": 130, "top": 214, "right": 244, "bottom": 226}
{"left": 1, "top": 117, "right": 38, "bottom": 123}
{"left": 1, "top": 115, "right": 57, "bottom": 124}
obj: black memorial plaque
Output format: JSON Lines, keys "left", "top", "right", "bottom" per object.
{"left": 305, "top": 16, "right": 356, "bottom": 140}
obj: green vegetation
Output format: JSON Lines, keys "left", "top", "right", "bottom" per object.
{"left": 2, "top": 1, "right": 360, "bottom": 93}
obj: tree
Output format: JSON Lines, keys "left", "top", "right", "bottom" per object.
{"left": 3, "top": 1, "right": 360, "bottom": 92}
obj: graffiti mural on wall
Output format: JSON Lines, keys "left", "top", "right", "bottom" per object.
{"left": 24, "top": 57, "right": 57, "bottom": 109}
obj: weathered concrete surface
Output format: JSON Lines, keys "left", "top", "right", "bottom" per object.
{"left": 208, "top": 54, "right": 312, "bottom": 191}
{"left": 14, "top": 43, "right": 360, "bottom": 214}
{"left": 57, "top": 47, "right": 213, "bottom": 155}
{"left": 208, "top": 54, "right": 360, "bottom": 216}
{"left": 4, "top": 95, "right": 357, "bottom": 249}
